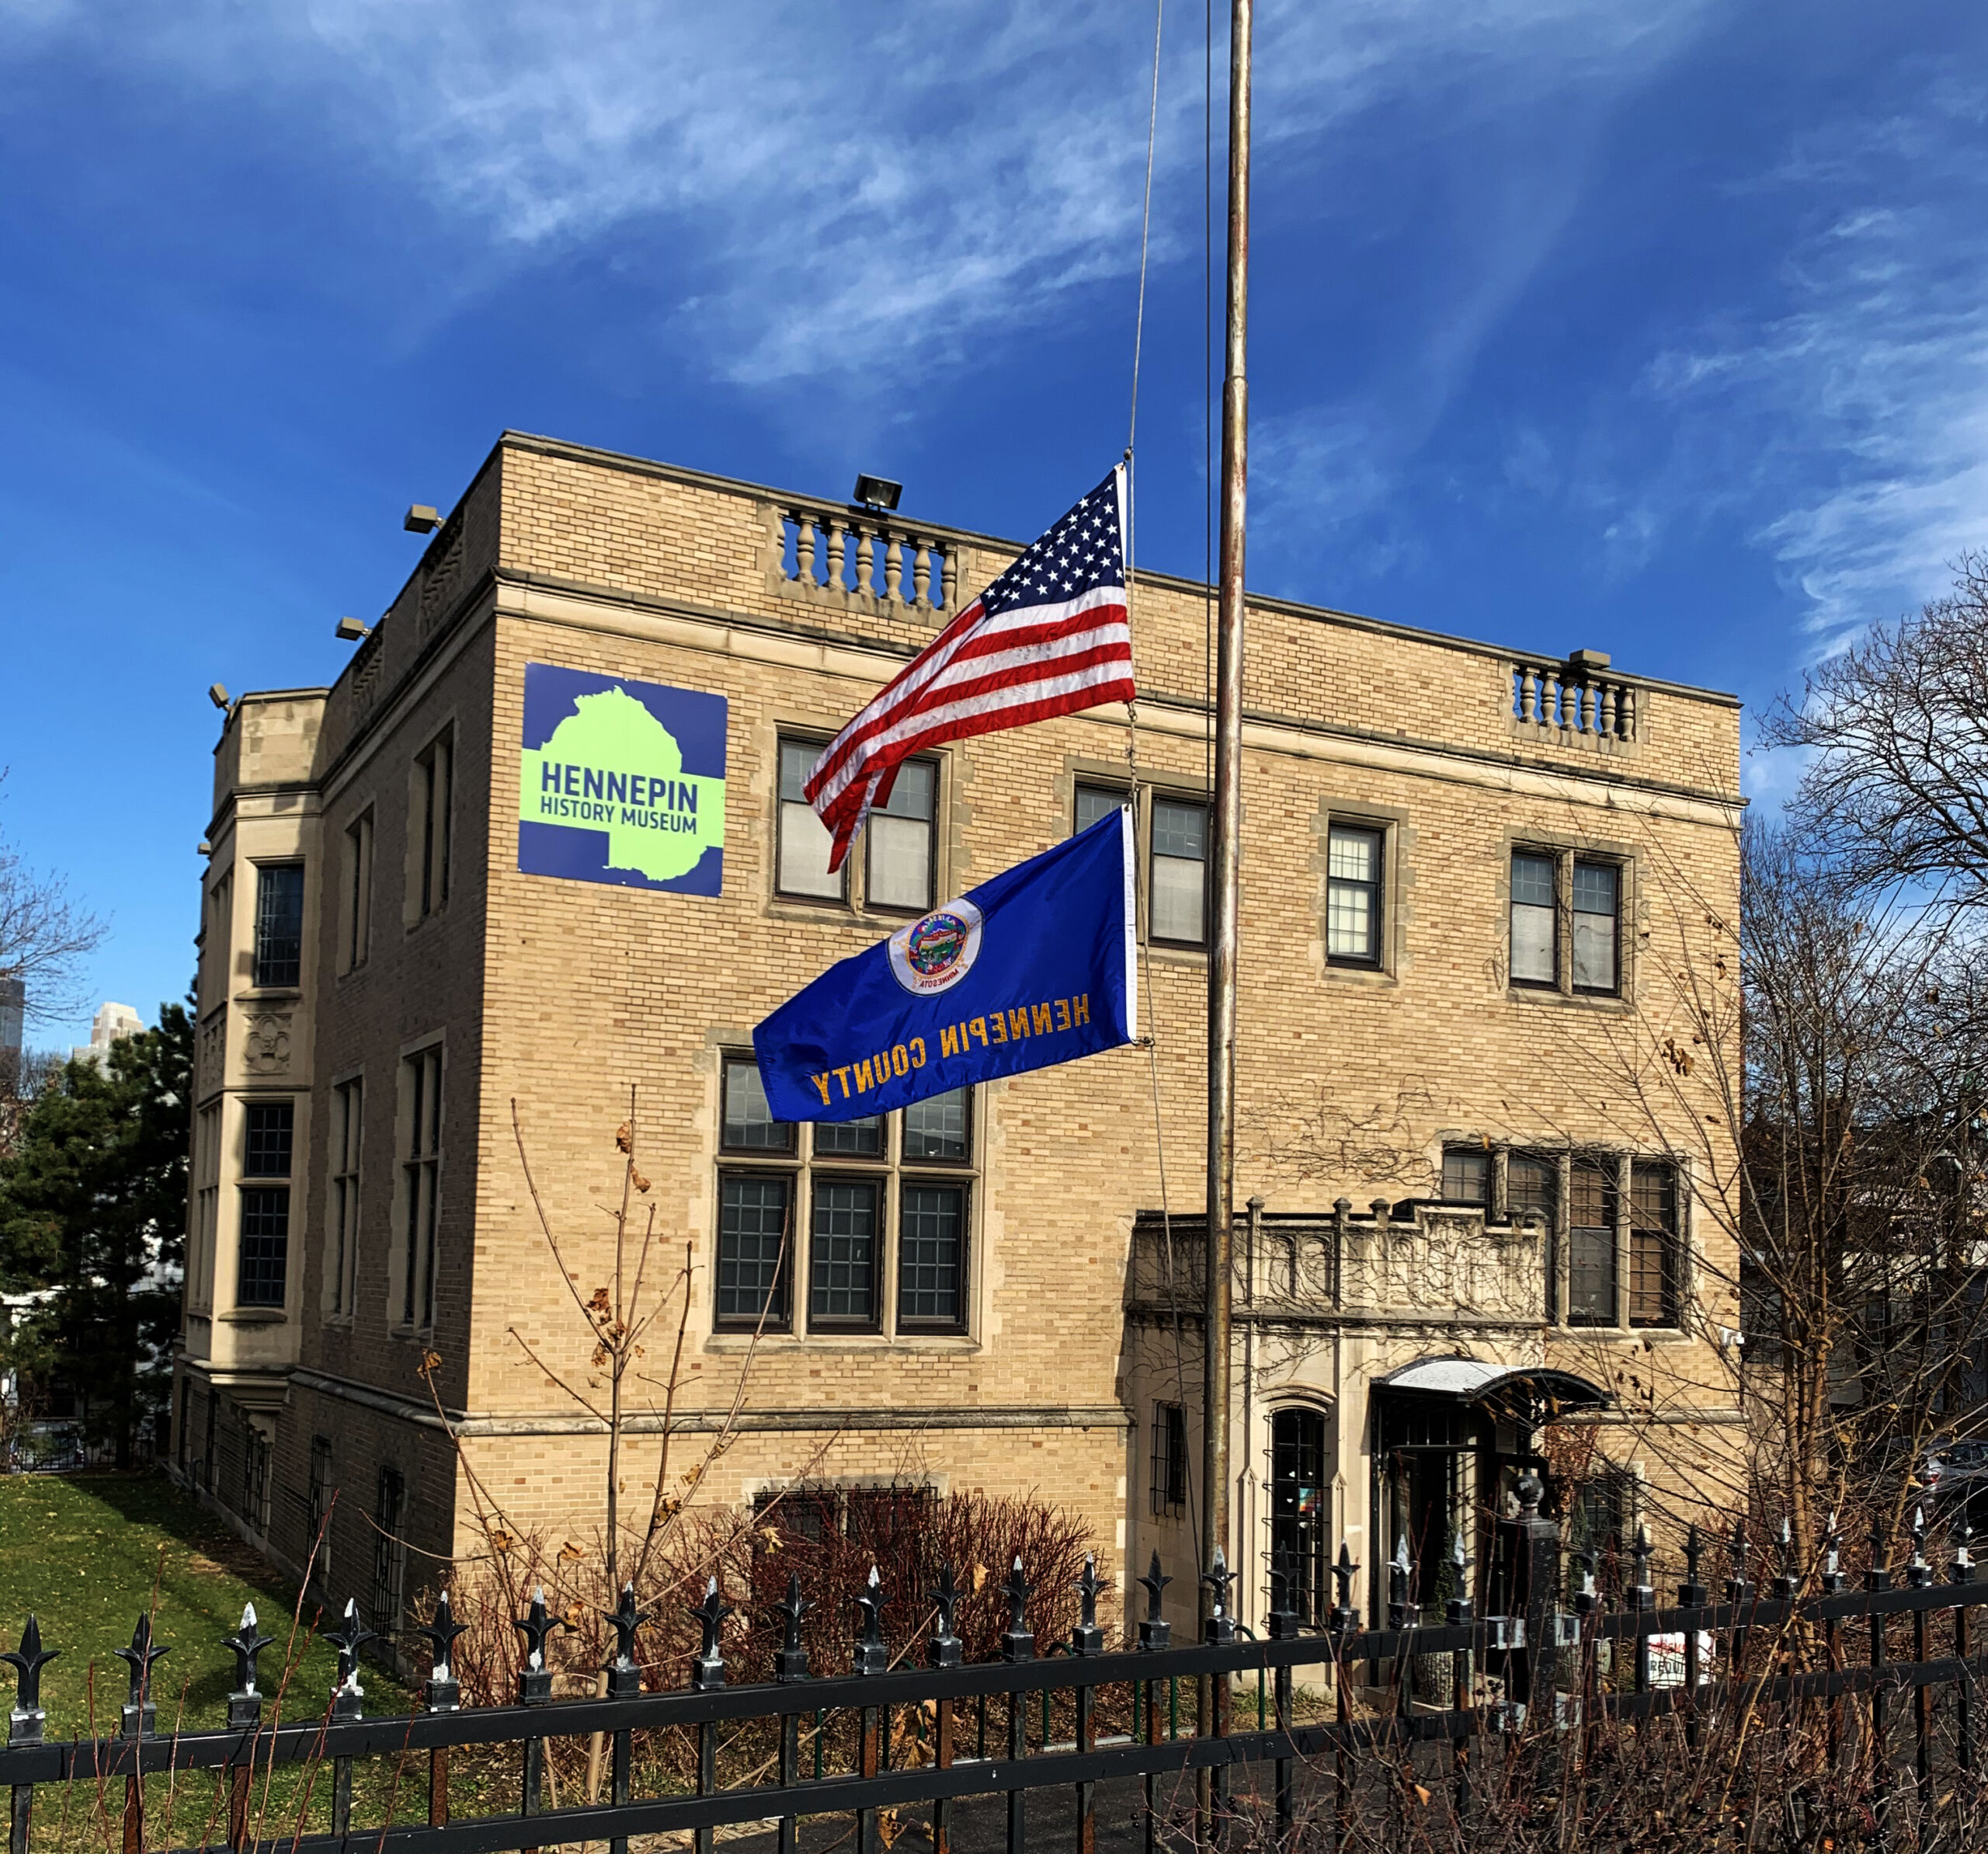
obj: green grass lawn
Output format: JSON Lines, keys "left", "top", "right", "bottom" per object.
{"left": 0, "top": 1470, "right": 395, "bottom": 1737}
{"left": 0, "top": 1472, "right": 457, "bottom": 1849}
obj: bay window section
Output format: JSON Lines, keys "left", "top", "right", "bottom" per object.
{"left": 237, "top": 1099, "right": 294, "bottom": 1310}
{"left": 252, "top": 864, "right": 304, "bottom": 989}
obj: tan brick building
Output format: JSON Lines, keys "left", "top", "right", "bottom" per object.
{"left": 174, "top": 431, "right": 1743, "bottom": 1639}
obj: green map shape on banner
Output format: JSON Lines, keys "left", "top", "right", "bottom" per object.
{"left": 518, "top": 687, "right": 725, "bottom": 884}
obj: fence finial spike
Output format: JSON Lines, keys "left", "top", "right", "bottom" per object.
{"left": 223, "top": 1604, "right": 274, "bottom": 1698}
{"left": 2, "top": 1616, "right": 57, "bottom": 1716}
{"left": 512, "top": 1586, "right": 567, "bottom": 1678}
{"left": 1138, "top": 1550, "right": 1171, "bottom": 1619}
{"left": 113, "top": 1612, "right": 169, "bottom": 1710}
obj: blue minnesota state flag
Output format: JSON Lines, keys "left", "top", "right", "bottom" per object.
{"left": 754, "top": 808, "right": 1137, "bottom": 1122}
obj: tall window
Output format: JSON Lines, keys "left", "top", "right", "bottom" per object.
{"left": 1629, "top": 1160, "right": 1680, "bottom": 1327}
{"left": 307, "top": 1436, "right": 333, "bottom": 1588}
{"left": 1151, "top": 1403, "right": 1188, "bottom": 1515}
{"left": 1508, "top": 1152, "right": 1559, "bottom": 1322}
{"left": 329, "top": 1078, "right": 362, "bottom": 1317}
{"left": 372, "top": 1466, "right": 406, "bottom": 1635}
{"left": 252, "top": 864, "right": 304, "bottom": 988}
{"left": 1569, "top": 1157, "right": 1618, "bottom": 1327}
{"left": 242, "top": 1423, "right": 271, "bottom": 1531}
{"left": 237, "top": 1101, "right": 294, "bottom": 1309}
{"left": 413, "top": 730, "right": 454, "bottom": 919}
{"left": 400, "top": 1048, "right": 442, "bottom": 1328}
{"left": 1326, "top": 824, "right": 1384, "bottom": 966}
{"left": 1509, "top": 852, "right": 1557, "bottom": 987}
{"left": 342, "top": 810, "right": 374, "bottom": 972}
{"left": 1150, "top": 798, "right": 1208, "bottom": 945}
{"left": 810, "top": 1177, "right": 881, "bottom": 1327}
{"left": 865, "top": 759, "right": 937, "bottom": 913}
{"left": 716, "top": 1057, "right": 973, "bottom": 1334}
{"left": 777, "top": 739, "right": 843, "bottom": 901}
{"left": 718, "top": 1058, "right": 797, "bottom": 1329}
{"left": 194, "top": 1104, "right": 221, "bottom": 1306}
{"left": 1270, "top": 1407, "right": 1330, "bottom": 1625}
{"left": 1572, "top": 861, "right": 1620, "bottom": 994}
{"left": 1510, "top": 849, "right": 1625, "bottom": 998}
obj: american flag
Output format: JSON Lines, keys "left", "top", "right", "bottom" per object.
{"left": 807, "top": 466, "right": 1135, "bottom": 871}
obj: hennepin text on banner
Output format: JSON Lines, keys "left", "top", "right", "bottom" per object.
{"left": 753, "top": 807, "right": 1137, "bottom": 1122}
{"left": 804, "top": 468, "right": 1135, "bottom": 871}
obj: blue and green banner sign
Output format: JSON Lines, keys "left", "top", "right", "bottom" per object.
{"left": 518, "top": 663, "right": 726, "bottom": 896}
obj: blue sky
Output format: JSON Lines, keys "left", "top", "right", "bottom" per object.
{"left": 2, "top": 0, "right": 1983, "bottom": 1045}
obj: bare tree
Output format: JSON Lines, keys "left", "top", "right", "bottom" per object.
{"left": 1761, "top": 553, "right": 1988, "bottom": 920}
{"left": 0, "top": 775, "right": 107, "bottom": 1035}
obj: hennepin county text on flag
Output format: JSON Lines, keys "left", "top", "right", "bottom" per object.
{"left": 753, "top": 806, "right": 1137, "bottom": 1122}
{"left": 803, "top": 467, "right": 1136, "bottom": 871}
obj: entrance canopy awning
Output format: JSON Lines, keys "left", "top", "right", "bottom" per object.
{"left": 1376, "top": 1356, "right": 1611, "bottom": 1411}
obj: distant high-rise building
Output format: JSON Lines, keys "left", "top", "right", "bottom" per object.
{"left": 0, "top": 976, "right": 22, "bottom": 1094}
{"left": 72, "top": 1001, "right": 143, "bottom": 1070}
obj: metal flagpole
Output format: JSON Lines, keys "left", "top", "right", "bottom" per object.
{"left": 1201, "top": 0, "right": 1249, "bottom": 1683}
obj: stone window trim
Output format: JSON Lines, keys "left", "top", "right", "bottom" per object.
{"left": 336, "top": 805, "right": 376, "bottom": 978}
{"left": 390, "top": 1038, "right": 445, "bottom": 1337}
{"left": 324, "top": 1070, "right": 363, "bottom": 1324}
{"left": 248, "top": 861, "right": 306, "bottom": 993}
{"left": 1503, "top": 835, "right": 1634, "bottom": 1006}
{"left": 713, "top": 1051, "right": 976, "bottom": 1341}
{"left": 1150, "top": 1400, "right": 1189, "bottom": 1516}
{"left": 1066, "top": 769, "right": 1214, "bottom": 958}
{"left": 1315, "top": 800, "right": 1410, "bottom": 980}
{"left": 770, "top": 725, "right": 947, "bottom": 920}
{"left": 306, "top": 1436, "right": 334, "bottom": 1592}
{"left": 1437, "top": 1139, "right": 1690, "bottom": 1333}
{"left": 405, "top": 722, "right": 457, "bottom": 929}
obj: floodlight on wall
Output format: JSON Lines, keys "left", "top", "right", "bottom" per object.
{"left": 208, "top": 684, "right": 231, "bottom": 711}
{"left": 335, "top": 616, "right": 373, "bottom": 642}
{"left": 852, "top": 474, "right": 902, "bottom": 513}
{"left": 404, "top": 504, "right": 441, "bottom": 534}
{"left": 1566, "top": 648, "right": 1612, "bottom": 673}
{"left": 196, "top": 840, "right": 212, "bottom": 857}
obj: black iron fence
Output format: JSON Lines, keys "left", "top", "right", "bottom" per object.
{"left": 5, "top": 1480, "right": 1988, "bottom": 1854}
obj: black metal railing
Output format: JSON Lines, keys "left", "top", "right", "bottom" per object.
{"left": 5, "top": 1484, "right": 1988, "bottom": 1854}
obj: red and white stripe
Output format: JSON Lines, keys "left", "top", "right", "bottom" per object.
{"left": 805, "top": 528, "right": 1135, "bottom": 870}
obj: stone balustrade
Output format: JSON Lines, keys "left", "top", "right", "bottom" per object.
{"left": 1510, "top": 649, "right": 1638, "bottom": 745}
{"left": 773, "top": 501, "right": 958, "bottom": 616}
{"left": 1128, "top": 1199, "right": 1547, "bottom": 1325}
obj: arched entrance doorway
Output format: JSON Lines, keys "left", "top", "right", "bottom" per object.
{"left": 1269, "top": 1405, "right": 1331, "bottom": 1625}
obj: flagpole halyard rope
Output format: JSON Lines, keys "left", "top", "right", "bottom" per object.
{"left": 1119, "top": 0, "right": 1205, "bottom": 1565}
{"left": 1127, "top": 0, "right": 1165, "bottom": 461}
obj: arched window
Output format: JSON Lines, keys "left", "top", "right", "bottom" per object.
{"left": 1270, "top": 1407, "right": 1330, "bottom": 1625}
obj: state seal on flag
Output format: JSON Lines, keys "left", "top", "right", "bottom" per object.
{"left": 887, "top": 899, "right": 985, "bottom": 997}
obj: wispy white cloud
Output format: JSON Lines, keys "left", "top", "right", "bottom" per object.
{"left": 0, "top": 0, "right": 1715, "bottom": 393}
{"left": 1645, "top": 78, "right": 1988, "bottom": 648}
